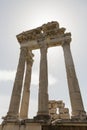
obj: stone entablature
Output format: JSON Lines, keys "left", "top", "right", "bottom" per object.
{"left": 16, "top": 21, "right": 71, "bottom": 50}
{"left": 49, "top": 100, "right": 70, "bottom": 120}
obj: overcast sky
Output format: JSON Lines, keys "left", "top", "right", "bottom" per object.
{"left": 0, "top": 0, "right": 87, "bottom": 123}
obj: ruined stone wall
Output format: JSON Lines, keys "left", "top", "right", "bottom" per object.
{"left": 49, "top": 100, "right": 70, "bottom": 120}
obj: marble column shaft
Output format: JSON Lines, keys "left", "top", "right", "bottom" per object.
{"left": 7, "top": 47, "right": 27, "bottom": 119}
{"left": 37, "top": 43, "right": 49, "bottom": 116}
{"left": 62, "top": 41, "right": 86, "bottom": 117}
{"left": 20, "top": 51, "right": 34, "bottom": 119}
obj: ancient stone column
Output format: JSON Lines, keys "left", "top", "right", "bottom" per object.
{"left": 36, "top": 42, "right": 50, "bottom": 120}
{"left": 62, "top": 40, "right": 86, "bottom": 119}
{"left": 6, "top": 47, "right": 27, "bottom": 120}
{"left": 20, "top": 51, "right": 34, "bottom": 119}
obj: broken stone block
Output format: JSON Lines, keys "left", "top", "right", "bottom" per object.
{"left": 59, "top": 108, "right": 69, "bottom": 114}
{"left": 49, "top": 108, "right": 56, "bottom": 114}
{"left": 59, "top": 113, "right": 70, "bottom": 119}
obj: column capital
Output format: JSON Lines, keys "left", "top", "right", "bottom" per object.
{"left": 20, "top": 47, "right": 28, "bottom": 59}
{"left": 20, "top": 47, "right": 34, "bottom": 66}
{"left": 20, "top": 46, "right": 28, "bottom": 51}
{"left": 26, "top": 50, "right": 34, "bottom": 66}
{"left": 61, "top": 39, "right": 71, "bottom": 47}
{"left": 38, "top": 42, "right": 48, "bottom": 55}
{"left": 37, "top": 37, "right": 48, "bottom": 49}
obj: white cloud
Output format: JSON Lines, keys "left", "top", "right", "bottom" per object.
{"left": 0, "top": 70, "right": 16, "bottom": 81}
{"left": 48, "top": 74, "right": 57, "bottom": 85}
{"left": 0, "top": 95, "right": 10, "bottom": 123}
{"left": 31, "top": 71, "right": 57, "bottom": 86}
{"left": 0, "top": 70, "right": 57, "bottom": 86}
{"left": 29, "top": 99, "right": 38, "bottom": 118}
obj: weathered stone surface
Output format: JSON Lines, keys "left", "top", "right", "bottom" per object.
{"left": 16, "top": 21, "right": 71, "bottom": 50}
{"left": 1, "top": 122, "right": 87, "bottom": 130}
{"left": 37, "top": 42, "right": 50, "bottom": 119}
{"left": 62, "top": 41, "right": 86, "bottom": 119}
{"left": 26, "top": 123, "right": 41, "bottom": 130}
{"left": 0, "top": 123, "right": 41, "bottom": 130}
{"left": 49, "top": 109, "right": 56, "bottom": 114}
{"left": 42, "top": 125, "right": 87, "bottom": 130}
{"left": 59, "top": 108, "right": 69, "bottom": 114}
{"left": 20, "top": 51, "right": 34, "bottom": 119}
{"left": 49, "top": 100, "right": 70, "bottom": 120}
{"left": 57, "top": 101, "right": 65, "bottom": 108}
{"left": 4, "top": 47, "right": 28, "bottom": 121}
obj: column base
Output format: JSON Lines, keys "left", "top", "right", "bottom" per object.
{"left": 2, "top": 112, "right": 19, "bottom": 123}
{"left": 34, "top": 114, "right": 51, "bottom": 122}
{"left": 71, "top": 110, "right": 87, "bottom": 120}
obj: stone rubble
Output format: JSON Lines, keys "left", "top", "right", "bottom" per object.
{"left": 49, "top": 100, "right": 70, "bottom": 120}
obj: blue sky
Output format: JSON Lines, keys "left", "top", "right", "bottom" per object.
{"left": 0, "top": 0, "right": 87, "bottom": 123}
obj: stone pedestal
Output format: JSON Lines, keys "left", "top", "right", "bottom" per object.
{"left": 1, "top": 122, "right": 87, "bottom": 130}
{"left": 0, "top": 123, "right": 41, "bottom": 130}
{"left": 62, "top": 40, "right": 86, "bottom": 119}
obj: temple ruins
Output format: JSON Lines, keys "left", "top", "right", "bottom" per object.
{"left": 0, "top": 21, "right": 87, "bottom": 130}
{"left": 49, "top": 100, "right": 70, "bottom": 120}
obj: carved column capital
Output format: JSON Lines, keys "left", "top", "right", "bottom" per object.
{"left": 38, "top": 41, "right": 48, "bottom": 55}
{"left": 61, "top": 39, "right": 71, "bottom": 47}
{"left": 20, "top": 47, "right": 28, "bottom": 56}
{"left": 26, "top": 50, "right": 34, "bottom": 66}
